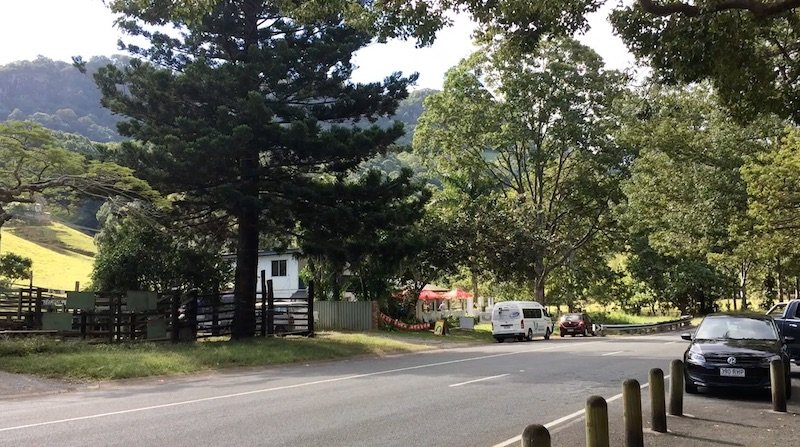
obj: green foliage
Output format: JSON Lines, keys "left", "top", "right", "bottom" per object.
{"left": 414, "top": 37, "right": 628, "bottom": 303}
{"left": 618, "top": 85, "right": 786, "bottom": 312}
{"left": 743, "top": 128, "right": 800, "bottom": 237}
{"left": 0, "top": 253, "right": 32, "bottom": 287}
{"left": 91, "top": 203, "right": 232, "bottom": 292}
{"left": 611, "top": 4, "right": 800, "bottom": 123}
{"left": 0, "top": 121, "right": 158, "bottom": 231}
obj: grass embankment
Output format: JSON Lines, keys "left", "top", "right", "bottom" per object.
{"left": 1, "top": 222, "right": 96, "bottom": 290}
{"left": 377, "top": 323, "right": 494, "bottom": 343}
{"left": 0, "top": 332, "right": 431, "bottom": 381}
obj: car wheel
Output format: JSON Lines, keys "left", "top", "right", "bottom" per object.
{"left": 526, "top": 329, "right": 533, "bottom": 341}
{"left": 559, "top": 332, "right": 564, "bottom": 338}
{"left": 571, "top": 333, "right": 576, "bottom": 337}
{"left": 544, "top": 328, "right": 551, "bottom": 340}
{"left": 494, "top": 337, "right": 504, "bottom": 343}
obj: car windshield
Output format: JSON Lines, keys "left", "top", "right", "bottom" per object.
{"left": 493, "top": 306, "right": 519, "bottom": 322}
{"left": 694, "top": 317, "right": 778, "bottom": 340}
{"left": 562, "top": 314, "right": 581, "bottom": 321}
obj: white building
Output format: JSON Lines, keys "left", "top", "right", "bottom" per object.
{"left": 254, "top": 249, "right": 307, "bottom": 299}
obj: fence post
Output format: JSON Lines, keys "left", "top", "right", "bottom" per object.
{"left": 650, "top": 368, "right": 667, "bottom": 433}
{"left": 34, "top": 289, "right": 43, "bottom": 329}
{"left": 170, "top": 289, "right": 180, "bottom": 343}
{"left": 260, "top": 270, "right": 267, "bottom": 337}
{"left": 266, "top": 279, "right": 274, "bottom": 336}
{"left": 521, "top": 424, "right": 550, "bottom": 447}
{"left": 771, "top": 359, "right": 787, "bottom": 412}
{"left": 623, "top": 379, "right": 643, "bottom": 447}
{"left": 211, "top": 289, "right": 220, "bottom": 336}
{"left": 129, "top": 313, "right": 136, "bottom": 340}
{"left": 669, "top": 359, "right": 684, "bottom": 416}
{"left": 80, "top": 313, "right": 87, "bottom": 340}
{"left": 188, "top": 289, "right": 198, "bottom": 341}
{"left": 586, "top": 395, "right": 610, "bottom": 447}
{"left": 308, "top": 281, "right": 315, "bottom": 336}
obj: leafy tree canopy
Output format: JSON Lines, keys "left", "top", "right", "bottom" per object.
{"left": 414, "top": 37, "right": 628, "bottom": 303}
{"left": 0, "top": 121, "right": 158, "bottom": 229}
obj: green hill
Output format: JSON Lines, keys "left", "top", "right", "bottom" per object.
{"left": 0, "top": 222, "right": 96, "bottom": 290}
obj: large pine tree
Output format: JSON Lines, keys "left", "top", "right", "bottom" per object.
{"left": 91, "top": 1, "right": 418, "bottom": 338}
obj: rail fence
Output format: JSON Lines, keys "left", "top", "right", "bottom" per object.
{"left": 0, "top": 273, "right": 315, "bottom": 342}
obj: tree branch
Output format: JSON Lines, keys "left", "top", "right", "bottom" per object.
{"left": 638, "top": 0, "right": 800, "bottom": 17}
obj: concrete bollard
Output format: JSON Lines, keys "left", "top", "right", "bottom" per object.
{"left": 521, "top": 424, "right": 551, "bottom": 447}
{"left": 771, "top": 359, "right": 787, "bottom": 412}
{"left": 585, "top": 395, "right": 610, "bottom": 447}
{"left": 649, "top": 368, "right": 667, "bottom": 433}
{"left": 622, "top": 379, "right": 643, "bottom": 447}
{"left": 669, "top": 359, "right": 684, "bottom": 416}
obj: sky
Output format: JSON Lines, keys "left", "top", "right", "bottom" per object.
{"left": 0, "top": 0, "right": 636, "bottom": 90}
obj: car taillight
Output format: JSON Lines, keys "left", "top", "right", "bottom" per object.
{"left": 520, "top": 320, "right": 524, "bottom": 329}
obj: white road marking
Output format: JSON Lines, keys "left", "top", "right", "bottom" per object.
{"left": 490, "top": 375, "right": 671, "bottom": 447}
{"left": 0, "top": 342, "right": 600, "bottom": 433}
{"left": 601, "top": 351, "right": 623, "bottom": 356}
{"left": 450, "top": 374, "right": 509, "bottom": 388}
{"left": 664, "top": 341, "right": 678, "bottom": 345}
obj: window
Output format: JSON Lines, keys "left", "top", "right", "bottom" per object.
{"left": 271, "top": 260, "right": 287, "bottom": 277}
{"left": 523, "top": 308, "right": 543, "bottom": 318}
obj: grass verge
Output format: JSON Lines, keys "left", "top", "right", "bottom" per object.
{"left": 373, "top": 323, "right": 494, "bottom": 343}
{"left": 0, "top": 332, "right": 430, "bottom": 381}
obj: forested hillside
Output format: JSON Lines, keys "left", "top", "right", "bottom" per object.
{"left": 0, "top": 56, "right": 128, "bottom": 142}
{"left": 0, "top": 56, "right": 433, "bottom": 146}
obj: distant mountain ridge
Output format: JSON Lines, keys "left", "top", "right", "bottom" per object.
{"left": 0, "top": 56, "right": 436, "bottom": 145}
{"left": 0, "top": 56, "right": 128, "bottom": 142}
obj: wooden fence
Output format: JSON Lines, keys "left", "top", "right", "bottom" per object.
{"left": 0, "top": 274, "right": 316, "bottom": 342}
{"left": 316, "top": 300, "right": 376, "bottom": 331}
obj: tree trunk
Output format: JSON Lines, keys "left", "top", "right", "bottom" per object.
{"left": 533, "top": 257, "right": 546, "bottom": 305}
{"left": 534, "top": 279, "right": 546, "bottom": 305}
{"left": 471, "top": 269, "right": 481, "bottom": 312}
{"left": 739, "top": 262, "right": 749, "bottom": 310}
{"left": 232, "top": 206, "right": 259, "bottom": 339}
{"left": 231, "top": 148, "right": 260, "bottom": 339}
{"left": 777, "top": 257, "right": 784, "bottom": 302}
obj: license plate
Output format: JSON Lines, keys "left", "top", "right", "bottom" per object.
{"left": 719, "top": 368, "right": 745, "bottom": 377}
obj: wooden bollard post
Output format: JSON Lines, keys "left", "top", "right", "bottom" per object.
{"left": 521, "top": 424, "right": 550, "bottom": 447}
{"left": 669, "top": 359, "right": 684, "bottom": 416}
{"left": 650, "top": 368, "right": 667, "bottom": 433}
{"left": 771, "top": 359, "right": 787, "bottom": 412}
{"left": 586, "top": 395, "right": 610, "bottom": 447}
{"left": 623, "top": 379, "right": 643, "bottom": 447}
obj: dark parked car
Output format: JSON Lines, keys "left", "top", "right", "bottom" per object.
{"left": 559, "top": 313, "right": 595, "bottom": 337}
{"left": 682, "top": 314, "right": 792, "bottom": 397}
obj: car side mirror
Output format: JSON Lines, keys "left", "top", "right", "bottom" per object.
{"left": 785, "top": 336, "right": 795, "bottom": 344}
{"left": 680, "top": 333, "right": 692, "bottom": 341}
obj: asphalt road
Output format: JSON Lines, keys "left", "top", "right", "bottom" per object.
{"left": 0, "top": 334, "right": 690, "bottom": 447}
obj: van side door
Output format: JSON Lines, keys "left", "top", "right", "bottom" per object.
{"left": 531, "top": 308, "right": 544, "bottom": 334}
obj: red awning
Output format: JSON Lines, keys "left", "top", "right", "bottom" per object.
{"left": 444, "top": 288, "right": 473, "bottom": 300}
{"left": 418, "top": 289, "right": 445, "bottom": 301}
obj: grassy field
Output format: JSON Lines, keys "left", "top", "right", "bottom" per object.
{"left": 0, "top": 222, "right": 95, "bottom": 290}
{"left": 0, "top": 333, "right": 432, "bottom": 381}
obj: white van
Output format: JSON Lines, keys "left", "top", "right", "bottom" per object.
{"left": 491, "top": 301, "right": 553, "bottom": 342}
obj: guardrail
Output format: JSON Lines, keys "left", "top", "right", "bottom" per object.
{"left": 600, "top": 315, "right": 693, "bottom": 335}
